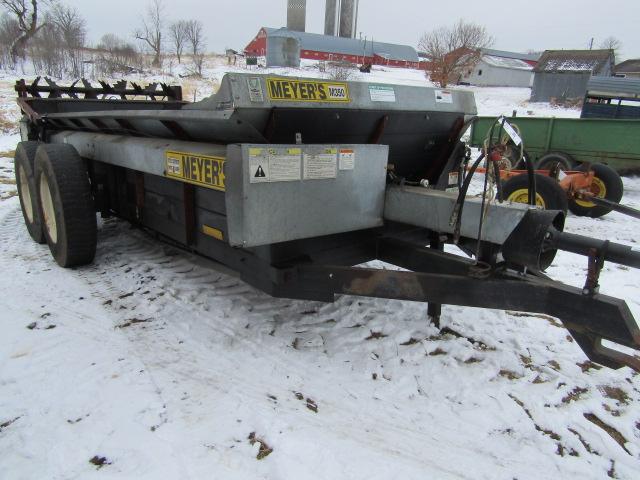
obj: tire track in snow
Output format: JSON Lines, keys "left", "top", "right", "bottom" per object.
{"left": 2, "top": 206, "right": 637, "bottom": 477}
{"left": 51, "top": 219, "right": 517, "bottom": 474}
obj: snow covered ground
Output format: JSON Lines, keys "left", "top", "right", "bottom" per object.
{"left": 1, "top": 59, "right": 639, "bottom": 479}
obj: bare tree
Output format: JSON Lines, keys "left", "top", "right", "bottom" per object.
{"left": 418, "top": 20, "right": 493, "bottom": 87}
{"left": 184, "top": 19, "right": 204, "bottom": 57}
{"left": 0, "top": 13, "right": 20, "bottom": 67}
{"left": 51, "top": 3, "right": 85, "bottom": 76}
{"left": 52, "top": 4, "right": 84, "bottom": 47}
{"left": 169, "top": 20, "right": 188, "bottom": 63}
{"left": 0, "top": 0, "right": 56, "bottom": 62}
{"left": 134, "top": 0, "right": 163, "bottom": 68}
{"left": 599, "top": 36, "right": 622, "bottom": 60}
{"left": 184, "top": 19, "right": 205, "bottom": 76}
{"left": 29, "top": 10, "right": 63, "bottom": 76}
{"left": 96, "top": 33, "right": 142, "bottom": 75}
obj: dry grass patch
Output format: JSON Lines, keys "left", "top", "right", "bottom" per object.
{"left": 428, "top": 347, "right": 447, "bottom": 356}
{"left": 583, "top": 413, "right": 631, "bottom": 455}
{"left": 599, "top": 385, "right": 630, "bottom": 405}
{"left": 248, "top": 432, "right": 273, "bottom": 460}
{"left": 561, "top": 386, "right": 588, "bottom": 404}
{"left": 0, "top": 112, "right": 17, "bottom": 133}
{"left": 181, "top": 78, "right": 220, "bottom": 102}
{"left": 0, "top": 190, "right": 17, "bottom": 199}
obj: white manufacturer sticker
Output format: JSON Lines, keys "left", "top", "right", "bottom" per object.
{"left": 166, "top": 156, "right": 180, "bottom": 175}
{"left": 435, "top": 89, "right": 453, "bottom": 103}
{"left": 369, "top": 85, "right": 396, "bottom": 102}
{"left": 339, "top": 149, "right": 355, "bottom": 170}
{"left": 269, "top": 148, "right": 302, "bottom": 182}
{"left": 249, "top": 148, "right": 270, "bottom": 183}
{"left": 304, "top": 149, "right": 337, "bottom": 180}
{"left": 500, "top": 118, "right": 523, "bottom": 146}
{"left": 446, "top": 171, "right": 459, "bottom": 192}
{"left": 247, "top": 77, "right": 264, "bottom": 102}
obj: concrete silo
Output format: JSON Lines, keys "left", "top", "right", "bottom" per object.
{"left": 287, "top": 0, "right": 307, "bottom": 32}
{"left": 339, "top": 0, "right": 358, "bottom": 39}
{"left": 324, "top": 0, "right": 359, "bottom": 38}
{"left": 267, "top": 29, "right": 301, "bottom": 67}
{"left": 324, "top": 0, "right": 338, "bottom": 36}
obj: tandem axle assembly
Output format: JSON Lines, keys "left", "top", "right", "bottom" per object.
{"left": 13, "top": 74, "right": 640, "bottom": 370}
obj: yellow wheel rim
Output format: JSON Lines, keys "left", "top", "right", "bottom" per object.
{"left": 507, "top": 188, "right": 546, "bottom": 208}
{"left": 575, "top": 177, "right": 606, "bottom": 208}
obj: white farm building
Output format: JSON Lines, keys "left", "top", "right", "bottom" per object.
{"left": 459, "top": 49, "right": 540, "bottom": 88}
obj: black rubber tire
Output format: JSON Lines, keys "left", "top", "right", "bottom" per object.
{"left": 502, "top": 173, "right": 568, "bottom": 213}
{"left": 536, "top": 152, "right": 574, "bottom": 171}
{"left": 14, "top": 141, "right": 46, "bottom": 244}
{"left": 568, "top": 163, "right": 624, "bottom": 218}
{"left": 34, "top": 144, "right": 97, "bottom": 268}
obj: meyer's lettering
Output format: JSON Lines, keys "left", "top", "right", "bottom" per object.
{"left": 266, "top": 78, "right": 349, "bottom": 103}
{"left": 165, "top": 151, "right": 225, "bottom": 191}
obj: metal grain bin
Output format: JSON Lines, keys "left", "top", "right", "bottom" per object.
{"left": 266, "top": 30, "right": 301, "bottom": 68}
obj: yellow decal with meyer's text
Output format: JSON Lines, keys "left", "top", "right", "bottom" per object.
{"left": 266, "top": 77, "right": 350, "bottom": 103}
{"left": 165, "top": 151, "right": 225, "bottom": 191}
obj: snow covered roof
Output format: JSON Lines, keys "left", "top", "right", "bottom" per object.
{"left": 481, "top": 48, "right": 540, "bottom": 62}
{"left": 263, "top": 28, "right": 419, "bottom": 62}
{"left": 534, "top": 49, "right": 614, "bottom": 73}
{"left": 586, "top": 76, "right": 640, "bottom": 99}
{"left": 615, "top": 59, "right": 640, "bottom": 74}
{"left": 482, "top": 55, "right": 533, "bottom": 71}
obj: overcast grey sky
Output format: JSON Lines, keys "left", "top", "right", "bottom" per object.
{"left": 63, "top": 0, "right": 639, "bottom": 59}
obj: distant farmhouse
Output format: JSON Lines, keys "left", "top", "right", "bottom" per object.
{"left": 245, "top": 27, "right": 420, "bottom": 69}
{"left": 530, "top": 49, "right": 615, "bottom": 102}
{"left": 458, "top": 48, "right": 540, "bottom": 88}
{"left": 615, "top": 59, "right": 640, "bottom": 79}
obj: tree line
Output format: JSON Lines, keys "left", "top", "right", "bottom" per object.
{"left": 0, "top": 0, "right": 206, "bottom": 77}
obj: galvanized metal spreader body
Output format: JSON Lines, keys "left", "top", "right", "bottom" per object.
{"left": 14, "top": 74, "right": 640, "bottom": 370}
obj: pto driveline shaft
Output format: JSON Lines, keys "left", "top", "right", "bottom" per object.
{"left": 554, "top": 231, "right": 640, "bottom": 269}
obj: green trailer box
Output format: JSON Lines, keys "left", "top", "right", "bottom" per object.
{"left": 469, "top": 116, "right": 640, "bottom": 172}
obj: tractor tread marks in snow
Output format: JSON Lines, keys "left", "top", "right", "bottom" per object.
{"left": 34, "top": 144, "right": 97, "bottom": 267}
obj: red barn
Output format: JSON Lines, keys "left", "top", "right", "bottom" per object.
{"left": 245, "top": 27, "right": 420, "bottom": 69}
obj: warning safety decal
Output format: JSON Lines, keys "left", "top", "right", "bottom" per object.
{"left": 304, "top": 148, "right": 338, "bottom": 180}
{"left": 165, "top": 151, "right": 225, "bottom": 191}
{"left": 266, "top": 78, "right": 350, "bottom": 103}
{"left": 249, "top": 148, "right": 302, "bottom": 184}
{"left": 339, "top": 149, "right": 355, "bottom": 170}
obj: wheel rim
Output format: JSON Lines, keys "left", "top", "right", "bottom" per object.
{"left": 541, "top": 161, "right": 561, "bottom": 171}
{"left": 39, "top": 173, "right": 58, "bottom": 243}
{"left": 18, "top": 164, "right": 34, "bottom": 223}
{"left": 574, "top": 177, "right": 606, "bottom": 208}
{"left": 507, "top": 188, "right": 546, "bottom": 208}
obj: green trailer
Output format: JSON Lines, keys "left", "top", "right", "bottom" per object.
{"left": 469, "top": 115, "right": 640, "bottom": 172}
